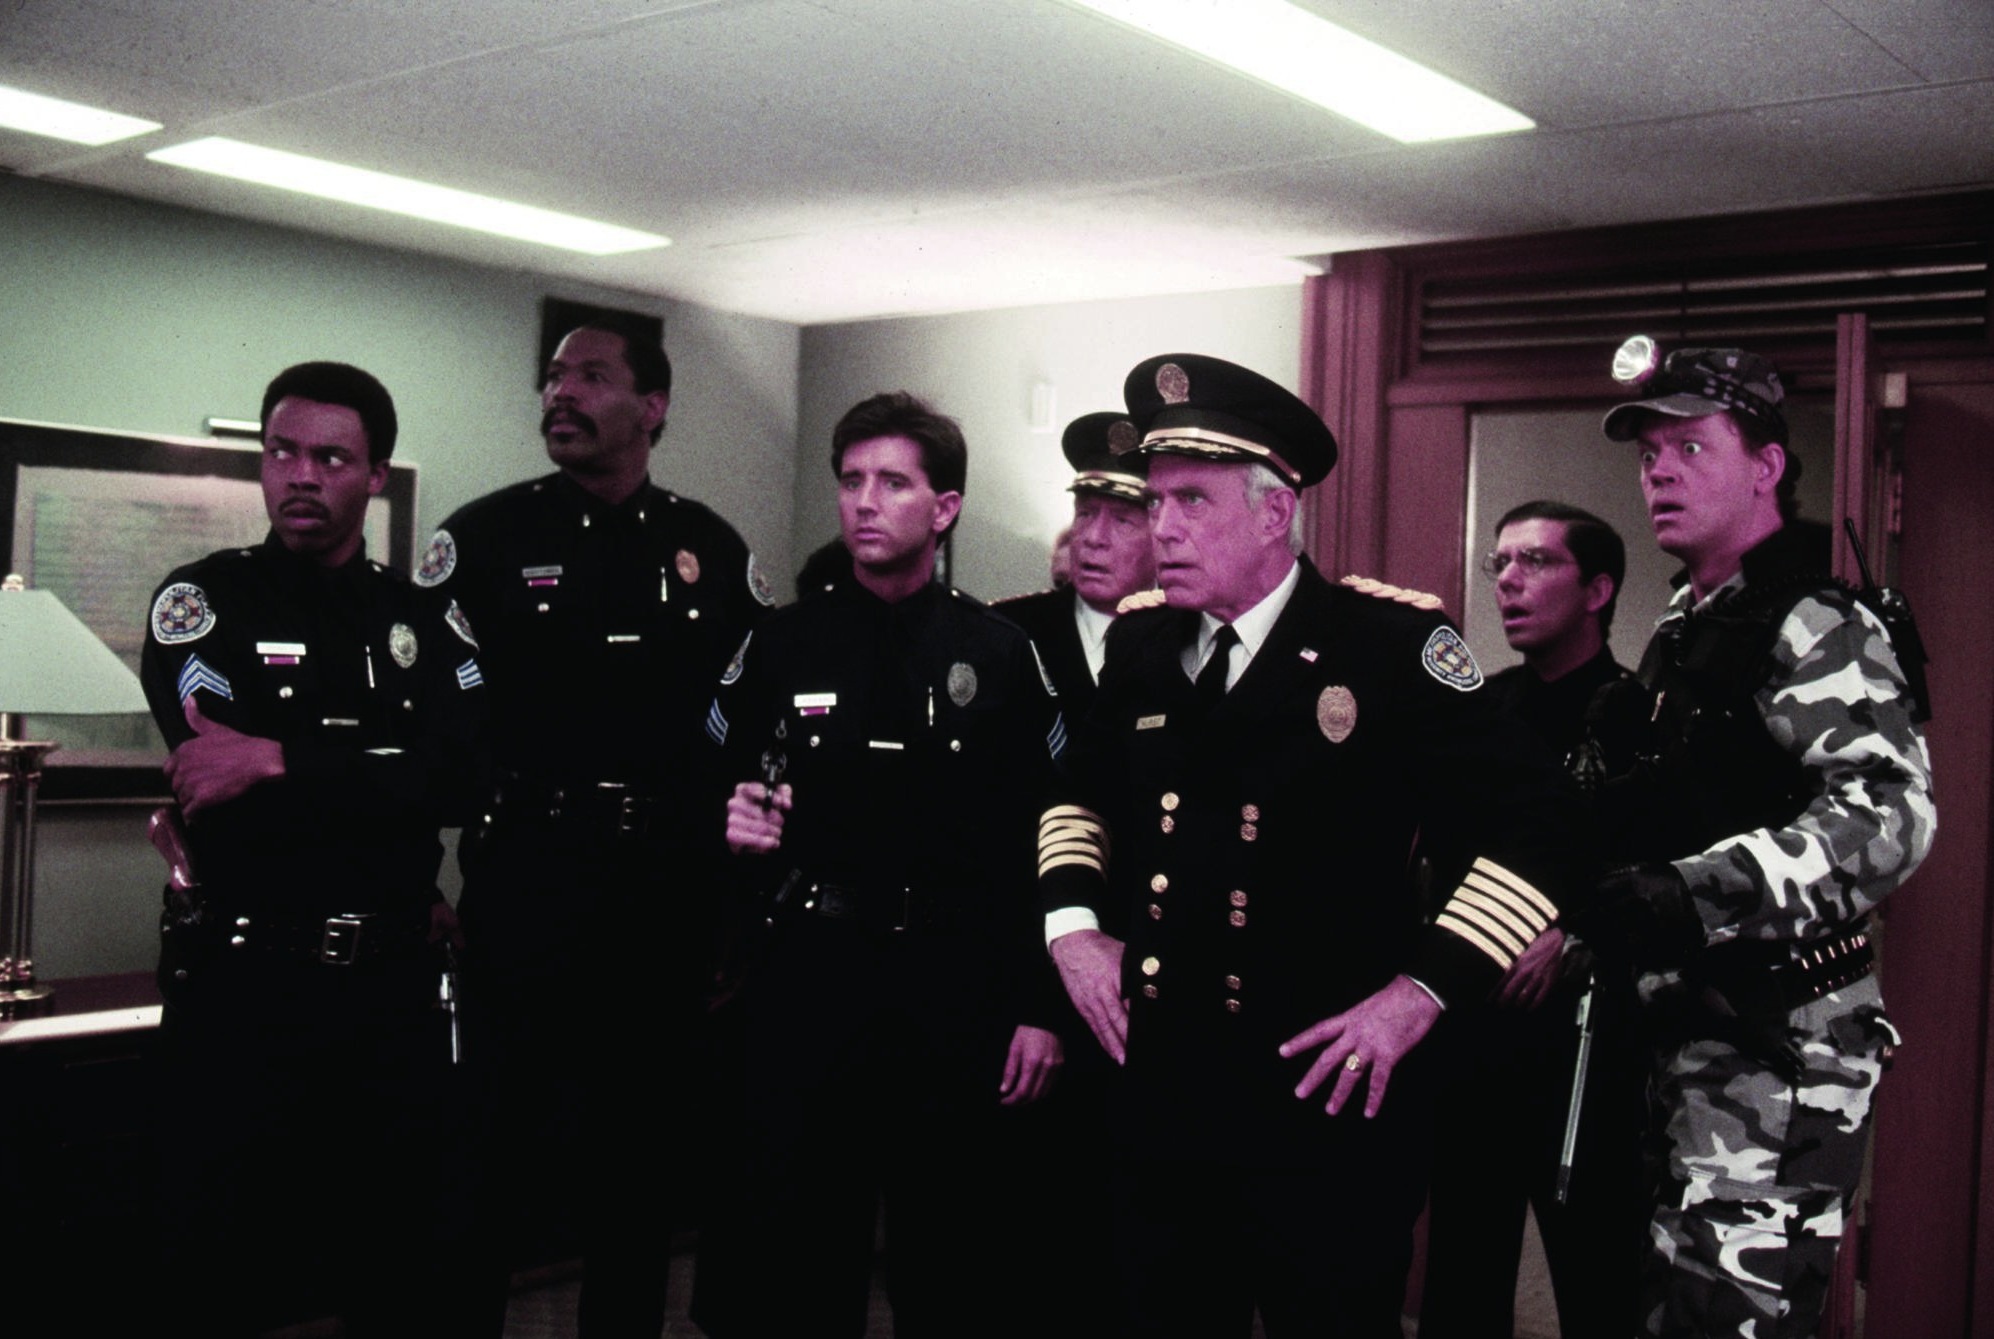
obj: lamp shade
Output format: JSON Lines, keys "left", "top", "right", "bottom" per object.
{"left": 0, "top": 575, "right": 148, "bottom": 716}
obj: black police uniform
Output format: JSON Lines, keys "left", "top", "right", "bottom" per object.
{"left": 1420, "top": 646, "right": 1651, "bottom": 1339}
{"left": 415, "top": 471, "right": 769, "bottom": 1335}
{"left": 140, "top": 533, "right": 482, "bottom": 1336}
{"left": 1045, "top": 556, "right": 1579, "bottom": 1338}
{"left": 993, "top": 586, "right": 1098, "bottom": 717}
{"left": 689, "top": 579, "right": 1066, "bottom": 1339}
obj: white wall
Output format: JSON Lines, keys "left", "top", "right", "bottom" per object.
{"left": 1, "top": 174, "right": 800, "bottom": 977}
{"left": 795, "top": 285, "right": 1304, "bottom": 602}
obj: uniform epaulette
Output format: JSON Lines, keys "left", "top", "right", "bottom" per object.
{"left": 1117, "top": 588, "right": 1168, "bottom": 614}
{"left": 1339, "top": 574, "right": 1443, "bottom": 612}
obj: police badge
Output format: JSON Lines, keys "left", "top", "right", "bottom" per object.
{"left": 747, "top": 553, "right": 776, "bottom": 607}
{"left": 389, "top": 623, "right": 418, "bottom": 669}
{"left": 1317, "top": 685, "right": 1357, "bottom": 742}
{"left": 947, "top": 662, "right": 978, "bottom": 707}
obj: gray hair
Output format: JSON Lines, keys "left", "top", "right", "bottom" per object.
{"left": 1243, "top": 462, "right": 1305, "bottom": 554}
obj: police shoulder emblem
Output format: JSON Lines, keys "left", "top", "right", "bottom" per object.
{"left": 1317, "top": 685, "right": 1357, "bottom": 742}
{"left": 388, "top": 622, "right": 418, "bottom": 669}
{"left": 721, "top": 631, "right": 753, "bottom": 686}
{"left": 947, "top": 661, "right": 978, "bottom": 706}
{"left": 152, "top": 582, "right": 216, "bottom": 644}
{"left": 1117, "top": 588, "right": 1168, "bottom": 614}
{"left": 1421, "top": 627, "right": 1483, "bottom": 691}
{"left": 445, "top": 599, "right": 478, "bottom": 649}
{"left": 415, "top": 529, "right": 456, "bottom": 588}
{"left": 747, "top": 552, "right": 775, "bottom": 607}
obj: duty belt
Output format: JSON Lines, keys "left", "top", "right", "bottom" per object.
{"left": 798, "top": 880, "right": 967, "bottom": 934}
{"left": 165, "top": 905, "right": 435, "bottom": 966}
{"left": 493, "top": 775, "right": 671, "bottom": 838}
{"left": 1700, "top": 919, "right": 1875, "bottom": 1011}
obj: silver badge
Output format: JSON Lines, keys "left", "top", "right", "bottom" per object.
{"left": 947, "top": 661, "right": 978, "bottom": 707}
{"left": 388, "top": 623, "right": 418, "bottom": 669}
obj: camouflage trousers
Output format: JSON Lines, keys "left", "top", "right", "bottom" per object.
{"left": 1639, "top": 975, "right": 1897, "bottom": 1339}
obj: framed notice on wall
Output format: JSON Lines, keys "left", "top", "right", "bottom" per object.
{"left": 0, "top": 416, "right": 418, "bottom": 799}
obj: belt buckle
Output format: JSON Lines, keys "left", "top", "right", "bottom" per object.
{"left": 320, "top": 914, "right": 367, "bottom": 965}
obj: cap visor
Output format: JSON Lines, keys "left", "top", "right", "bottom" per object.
{"left": 1602, "top": 393, "right": 1730, "bottom": 440}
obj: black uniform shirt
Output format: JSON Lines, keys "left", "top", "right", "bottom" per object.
{"left": 416, "top": 471, "right": 770, "bottom": 794}
{"left": 141, "top": 534, "right": 483, "bottom": 916}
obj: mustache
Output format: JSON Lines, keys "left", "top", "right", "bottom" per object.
{"left": 279, "top": 498, "right": 329, "bottom": 518}
{"left": 542, "top": 407, "right": 597, "bottom": 437}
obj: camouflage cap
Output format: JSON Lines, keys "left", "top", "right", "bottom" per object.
{"left": 1061, "top": 411, "right": 1148, "bottom": 504}
{"left": 1121, "top": 353, "right": 1336, "bottom": 487}
{"left": 1603, "top": 344, "right": 1788, "bottom": 442}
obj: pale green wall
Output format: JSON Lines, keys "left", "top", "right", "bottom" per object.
{"left": 796, "top": 285, "right": 1304, "bottom": 604}
{"left": 2, "top": 174, "right": 800, "bottom": 978}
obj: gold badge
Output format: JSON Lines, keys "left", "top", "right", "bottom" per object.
{"left": 1157, "top": 362, "right": 1190, "bottom": 404}
{"left": 1318, "top": 685, "right": 1357, "bottom": 743}
{"left": 947, "top": 662, "right": 978, "bottom": 706}
{"left": 676, "top": 549, "right": 700, "bottom": 584}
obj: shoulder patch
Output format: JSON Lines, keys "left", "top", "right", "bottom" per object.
{"left": 1421, "top": 626, "right": 1483, "bottom": 691}
{"left": 1029, "top": 639, "right": 1058, "bottom": 698}
{"left": 415, "top": 529, "right": 457, "bottom": 588}
{"left": 444, "top": 599, "right": 478, "bottom": 649}
{"left": 1117, "top": 588, "right": 1168, "bottom": 614}
{"left": 152, "top": 582, "right": 216, "bottom": 645}
{"left": 747, "top": 552, "right": 775, "bottom": 607}
{"left": 1340, "top": 573, "right": 1443, "bottom": 611}
{"left": 721, "top": 631, "right": 753, "bottom": 686}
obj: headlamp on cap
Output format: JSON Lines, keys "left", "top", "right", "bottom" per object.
{"left": 1601, "top": 338, "right": 1788, "bottom": 443}
{"left": 1611, "top": 334, "right": 1661, "bottom": 388}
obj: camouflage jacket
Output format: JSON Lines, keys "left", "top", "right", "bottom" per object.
{"left": 1653, "top": 538, "right": 1937, "bottom": 947}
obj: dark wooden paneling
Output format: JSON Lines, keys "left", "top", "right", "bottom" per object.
{"left": 1868, "top": 377, "right": 1994, "bottom": 1339}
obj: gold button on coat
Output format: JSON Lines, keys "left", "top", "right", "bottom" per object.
{"left": 1141, "top": 956, "right": 1161, "bottom": 976}
{"left": 1241, "top": 803, "right": 1261, "bottom": 822}
{"left": 1161, "top": 792, "right": 1180, "bottom": 811}
{"left": 1150, "top": 874, "right": 1169, "bottom": 894}
{"left": 1229, "top": 910, "right": 1247, "bottom": 927}
{"left": 1229, "top": 890, "right": 1248, "bottom": 908}
{"left": 1141, "top": 984, "right": 1159, "bottom": 1000}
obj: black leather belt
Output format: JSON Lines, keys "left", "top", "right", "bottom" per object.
{"left": 799, "top": 880, "right": 963, "bottom": 934}
{"left": 166, "top": 906, "right": 435, "bottom": 966}
{"left": 492, "top": 776, "right": 670, "bottom": 838}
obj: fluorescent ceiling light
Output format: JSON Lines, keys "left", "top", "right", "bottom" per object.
{"left": 147, "top": 137, "right": 669, "bottom": 256}
{"left": 0, "top": 84, "right": 160, "bottom": 146}
{"left": 1063, "top": 0, "right": 1533, "bottom": 142}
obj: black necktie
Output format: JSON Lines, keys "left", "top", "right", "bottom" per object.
{"left": 1196, "top": 624, "right": 1239, "bottom": 707}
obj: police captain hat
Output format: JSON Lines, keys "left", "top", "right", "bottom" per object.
{"left": 1120, "top": 353, "right": 1337, "bottom": 488}
{"left": 1062, "top": 411, "right": 1148, "bottom": 504}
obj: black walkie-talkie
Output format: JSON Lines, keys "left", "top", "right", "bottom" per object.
{"left": 1844, "top": 519, "right": 1932, "bottom": 723}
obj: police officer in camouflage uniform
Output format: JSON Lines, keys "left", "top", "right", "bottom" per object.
{"left": 1580, "top": 343, "right": 1937, "bottom": 1339}
{"left": 141, "top": 361, "right": 482, "bottom": 1334}
{"left": 418, "top": 315, "right": 771, "bottom": 1335}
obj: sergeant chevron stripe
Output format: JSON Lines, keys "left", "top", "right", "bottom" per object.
{"left": 705, "top": 698, "right": 729, "bottom": 746}
{"left": 1039, "top": 804, "right": 1109, "bottom": 877}
{"left": 455, "top": 659, "right": 484, "bottom": 690}
{"left": 175, "top": 654, "right": 234, "bottom": 702}
{"left": 1434, "top": 856, "right": 1557, "bottom": 970}
{"left": 1046, "top": 712, "right": 1068, "bottom": 762}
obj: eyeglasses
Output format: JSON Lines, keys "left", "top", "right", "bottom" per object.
{"left": 1479, "top": 548, "right": 1571, "bottom": 580}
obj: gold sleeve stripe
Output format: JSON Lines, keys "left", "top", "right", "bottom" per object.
{"left": 1434, "top": 911, "right": 1517, "bottom": 970}
{"left": 1445, "top": 888, "right": 1534, "bottom": 955}
{"left": 1467, "top": 856, "right": 1558, "bottom": 923}
{"left": 1039, "top": 805, "right": 1109, "bottom": 877}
